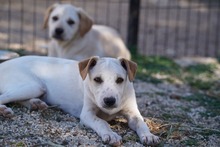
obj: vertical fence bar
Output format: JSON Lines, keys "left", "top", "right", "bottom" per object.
{"left": 106, "top": 0, "right": 110, "bottom": 25}
{"left": 143, "top": 1, "right": 149, "bottom": 55}
{"left": 216, "top": 1, "right": 220, "bottom": 57}
{"left": 117, "top": 0, "right": 122, "bottom": 34}
{"left": 33, "top": 0, "right": 36, "bottom": 51}
{"left": 174, "top": 2, "right": 181, "bottom": 57}
{"left": 127, "top": 0, "right": 140, "bottom": 54}
{"left": 205, "top": 1, "right": 212, "bottom": 56}
{"left": 185, "top": 1, "right": 192, "bottom": 56}
{"left": 20, "top": 0, "right": 24, "bottom": 49}
{"left": 7, "top": 0, "right": 11, "bottom": 49}
{"left": 82, "top": 0, "right": 86, "bottom": 9}
{"left": 45, "top": 0, "right": 50, "bottom": 41}
{"left": 195, "top": 1, "right": 202, "bottom": 56}
{"left": 164, "top": 1, "right": 171, "bottom": 56}
{"left": 94, "top": 0, "right": 98, "bottom": 22}
{"left": 153, "top": 0, "right": 160, "bottom": 56}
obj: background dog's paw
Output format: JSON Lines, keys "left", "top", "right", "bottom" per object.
{"left": 102, "top": 132, "right": 122, "bottom": 146}
{"left": 0, "top": 105, "right": 14, "bottom": 117}
{"left": 29, "top": 98, "right": 48, "bottom": 110}
{"left": 140, "top": 133, "right": 160, "bottom": 145}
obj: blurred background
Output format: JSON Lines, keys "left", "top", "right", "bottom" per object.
{"left": 0, "top": 1, "right": 220, "bottom": 146}
{"left": 0, "top": 0, "right": 219, "bottom": 57}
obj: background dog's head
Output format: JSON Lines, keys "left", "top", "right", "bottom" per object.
{"left": 79, "top": 57, "right": 137, "bottom": 114}
{"left": 43, "top": 4, "right": 93, "bottom": 41}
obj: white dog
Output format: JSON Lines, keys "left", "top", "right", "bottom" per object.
{"left": 43, "top": 3, "right": 131, "bottom": 60}
{"left": 0, "top": 56, "right": 159, "bottom": 145}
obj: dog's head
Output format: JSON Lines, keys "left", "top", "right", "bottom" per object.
{"left": 43, "top": 3, "right": 93, "bottom": 41}
{"left": 79, "top": 56, "right": 137, "bottom": 114}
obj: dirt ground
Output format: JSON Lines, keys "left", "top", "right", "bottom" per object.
{"left": 0, "top": 77, "right": 219, "bottom": 146}
{"left": 0, "top": 51, "right": 220, "bottom": 146}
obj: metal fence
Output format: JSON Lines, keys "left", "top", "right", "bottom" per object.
{"left": 139, "top": 0, "right": 220, "bottom": 57}
{"left": 0, "top": 0, "right": 219, "bottom": 57}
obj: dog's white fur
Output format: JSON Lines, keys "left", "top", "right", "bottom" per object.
{"left": 0, "top": 56, "right": 159, "bottom": 145}
{"left": 43, "top": 3, "right": 131, "bottom": 60}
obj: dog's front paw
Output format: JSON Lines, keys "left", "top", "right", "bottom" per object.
{"left": 140, "top": 133, "right": 160, "bottom": 145}
{"left": 0, "top": 105, "right": 14, "bottom": 117}
{"left": 102, "top": 132, "right": 122, "bottom": 146}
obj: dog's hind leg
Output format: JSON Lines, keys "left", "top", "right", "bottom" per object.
{"left": 19, "top": 98, "right": 48, "bottom": 110}
{"left": 0, "top": 83, "right": 46, "bottom": 117}
{"left": 0, "top": 104, "right": 14, "bottom": 117}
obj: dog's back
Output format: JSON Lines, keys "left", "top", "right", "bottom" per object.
{"left": 91, "top": 25, "right": 131, "bottom": 59}
{"left": 0, "top": 56, "right": 83, "bottom": 117}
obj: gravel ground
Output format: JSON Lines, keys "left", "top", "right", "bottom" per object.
{"left": 1, "top": 79, "right": 219, "bottom": 146}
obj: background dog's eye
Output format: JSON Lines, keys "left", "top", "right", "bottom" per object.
{"left": 116, "top": 77, "right": 124, "bottom": 84}
{"left": 52, "top": 16, "right": 58, "bottom": 21}
{"left": 67, "top": 19, "right": 75, "bottom": 25}
{"left": 94, "top": 77, "right": 103, "bottom": 84}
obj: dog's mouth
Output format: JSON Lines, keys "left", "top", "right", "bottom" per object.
{"left": 99, "top": 104, "right": 119, "bottom": 115}
{"left": 52, "top": 34, "right": 65, "bottom": 41}
{"left": 102, "top": 102, "right": 118, "bottom": 110}
{"left": 102, "top": 105, "right": 117, "bottom": 110}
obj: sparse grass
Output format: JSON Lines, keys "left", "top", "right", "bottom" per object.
{"left": 145, "top": 118, "right": 183, "bottom": 146}
{"left": 132, "top": 54, "right": 220, "bottom": 91}
{"left": 186, "top": 64, "right": 216, "bottom": 75}
{"left": 183, "top": 93, "right": 220, "bottom": 117}
{"left": 14, "top": 141, "right": 27, "bottom": 147}
{"left": 181, "top": 138, "right": 199, "bottom": 146}
{"left": 132, "top": 54, "right": 182, "bottom": 84}
{"left": 184, "top": 64, "right": 218, "bottom": 90}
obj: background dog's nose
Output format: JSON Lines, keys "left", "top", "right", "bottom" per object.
{"left": 104, "top": 97, "right": 116, "bottom": 107}
{"left": 55, "top": 28, "right": 64, "bottom": 35}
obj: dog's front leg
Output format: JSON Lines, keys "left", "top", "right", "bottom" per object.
{"left": 124, "top": 108, "right": 159, "bottom": 145}
{"left": 80, "top": 104, "right": 122, "bottom": 146}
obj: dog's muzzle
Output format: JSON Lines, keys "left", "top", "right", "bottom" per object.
{"left": 103, "top": 97, "right": 116, "bottom": 108}
{"left": 53, "top": 27, "right": 64, "bottom": 40}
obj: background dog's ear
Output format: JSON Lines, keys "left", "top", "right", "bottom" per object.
{"left": 119, "top": 58, "right": 137, "bottom": 82}
{"left": 78, "top": 56, "right": 99, "bottom": 80}
{"left": 42, "top": 4, "right": 58, "bottom": 29}
{"left": 77, "top": 8, "right": 93, "bottom": 37}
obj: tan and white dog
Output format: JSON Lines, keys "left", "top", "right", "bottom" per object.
{"left": 43, "top": 3, "right": 131, "bottom": 60}
{"left": 0, "top": 56, "right": 159, "bottom": 145}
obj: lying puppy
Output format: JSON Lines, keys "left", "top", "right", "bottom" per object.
{"left": 0, "top": 56, "right": 159, "bottom": 145}
{"left": 43, "top": 3, "right": 131, "bottom": 60}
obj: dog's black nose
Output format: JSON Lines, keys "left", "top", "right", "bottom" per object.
{"left": 104, "top": 97, "right": 116, "bottom": 107}
{"left": 55, "top": 28, "right": 64, "bottom": 35}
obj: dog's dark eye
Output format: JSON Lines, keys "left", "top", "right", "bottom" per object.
{"left": 116, "top": 77, "right": 124, "bottom": 84}
{"left": 67, "top": 19, "right": 75, "bottom": 25}
{"left": 94, "top": 77, "right": 103, "bottom": 84}
{"left": 52, "top": 16, "right": 58, "bottom": 21}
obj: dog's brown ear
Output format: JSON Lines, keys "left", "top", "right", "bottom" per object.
{"left": 42, "top": 4, "right": 58, "bottom": 29}
{"left": 78, "top": 56, "right": 99, "bottom": 80}
{"left": 119, "top": 58, "right": 137, "bottom": 82}
{"left": 77, "top": 8, "right": 93, "bottom": 37}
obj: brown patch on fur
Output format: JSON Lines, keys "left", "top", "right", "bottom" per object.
{"left": 119, "top": 58, "right": 137, "bottom": 82}
{"left": 42, "top": 4, "right": 58, "bottom": 29}
{"left": 77, "top": 9, "right": 93, "bottom": 37}
{"left": 78, "top": 56, "right": 99, "bottom": 80}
